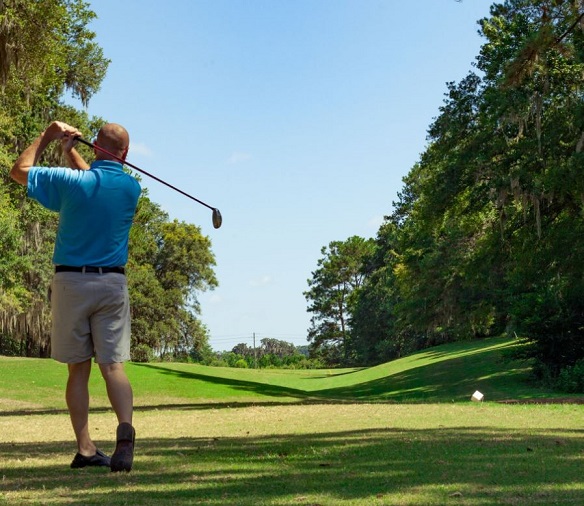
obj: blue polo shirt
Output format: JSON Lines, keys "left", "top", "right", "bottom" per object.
{"left": 28, "top": 160, "right": 141, "bottom": 267}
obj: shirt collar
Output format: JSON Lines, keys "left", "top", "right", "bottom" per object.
{"left": 90, "top": 160, "right": 124, "bottom": 171}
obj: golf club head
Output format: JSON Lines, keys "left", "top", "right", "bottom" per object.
{"left": 212, "top": 208, "right": 222, "bottom": 229}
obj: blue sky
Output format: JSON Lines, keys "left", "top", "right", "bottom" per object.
{"left": 76, "top": 0, "right": 494, "bottom": 351}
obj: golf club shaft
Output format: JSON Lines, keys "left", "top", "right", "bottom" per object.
{"left": 74, "top": 137, "right": 216, "bottom": 211}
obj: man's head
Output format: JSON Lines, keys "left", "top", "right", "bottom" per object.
{"left": 94, "top": 123, "right": 130, "bottom": 161}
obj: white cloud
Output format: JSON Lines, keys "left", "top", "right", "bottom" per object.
{"left": 129, "top": 142, "right": 153, "bottom": 157}
{"left": 249, "top": 275, "right": 271, "bottom": 287}
{"left": 228, "top": 151, "right": 252, "bottom": 164}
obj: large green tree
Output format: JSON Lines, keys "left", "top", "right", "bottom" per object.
{"left": 347, "top": 0, "right": 584, "bottom": 383}
{"left": 304, "top": 236, "right": 375, "bottom": 365}
{"left": 128, "top": 203, "right": 217, "bottom": 361}
{"left": 0, "top": 0, "right": 218, "bottom": 361}
{"left": 0, "top": 0, "right": 109, "bottom": 355}
{"left": 350, "top": 222, "right": 402, "bottom": 365}
{"left": 478, "top": 0, "right": 584, "bottom": 378}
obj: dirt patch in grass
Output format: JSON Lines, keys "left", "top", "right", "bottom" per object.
{"left": 499, "top": 397, "right": 584, "bottom": 404}
{"left": 0, "top": 398, "right": 45, "bottom": 411}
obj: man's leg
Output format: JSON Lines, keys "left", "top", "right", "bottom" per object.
{"left": 99, "top": 362, "right": 135, "bottom": 472}
{"left": 98, "top": 362, "right": 133, "bottom": 424}
{"left": 66, "top": 359, "right": 96, "bottom": 456}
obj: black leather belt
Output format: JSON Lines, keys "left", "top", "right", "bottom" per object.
{"left": 55, "top": 265, "right": 125, "bottom": 275}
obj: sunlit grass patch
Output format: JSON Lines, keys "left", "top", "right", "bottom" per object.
{"left": 2, "top": 404, "right": 584, "bottom": 504}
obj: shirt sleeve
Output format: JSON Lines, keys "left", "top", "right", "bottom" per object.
{"left": 27, "top": 167, "right": 78, "bottom": 211}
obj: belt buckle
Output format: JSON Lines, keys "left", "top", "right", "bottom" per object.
{"left": 81, "top": 266, "right": 103, "bottom": 274}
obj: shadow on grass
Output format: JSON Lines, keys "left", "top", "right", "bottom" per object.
{"left": 140, "top": 340, "right": 582, "bottom": 404}
{"left": 316, "top": 344, "right": 574, "bottom": 403}
{"left": 413, "top": 338, "right": 511, "bottom": 361}
{"left": 1, "top": 426, "right": 584, "bottom": 505}
{"left": 0, "top": 399, "right": 360, "bottom": 418}
{"left": 134, "top": 339, "right": 558, "bottom": 405}
{"left": 302, "top": 368, "right": 367, "bottom": 379}
{"left": 133, "top": 363, "right": 312, "bottom": 399}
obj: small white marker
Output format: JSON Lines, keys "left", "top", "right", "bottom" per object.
{"left": 471, "top": 390, "right": 484, "bottom": 402}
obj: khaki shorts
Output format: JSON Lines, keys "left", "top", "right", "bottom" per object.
{"left": 50, "top": 271, "right": 131, "bottom": 364}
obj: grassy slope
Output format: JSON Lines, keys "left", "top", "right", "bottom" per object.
{"left": 0, "top": 336, "right": 578, "bottom": 408}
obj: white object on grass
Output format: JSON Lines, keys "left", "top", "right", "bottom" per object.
{"left": 471, "top": 390, "right": 484, "bottom": 402}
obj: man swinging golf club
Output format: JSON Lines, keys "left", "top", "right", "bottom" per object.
{"left": 10, "top": 121, "right": 140, "bottom": 472}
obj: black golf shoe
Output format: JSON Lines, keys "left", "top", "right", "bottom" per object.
{"left": 70, "top": 448, "right": 111, "bottom": 469}
{"left": 111, "top": 422, "right": 135, "bottom": 472}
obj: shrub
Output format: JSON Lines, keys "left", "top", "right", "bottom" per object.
{"left": 556, "top": 360, "right": 584, "bottom": 393}
{"left": 132, "top": 344, "right": 154, "bottom": 363}
{"left": 0, "top": 335, "right": 21, "bottom": 356}
{"left": 234, "top": 358, "right": 248, "bottom": 368}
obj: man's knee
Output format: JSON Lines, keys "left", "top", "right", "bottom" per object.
{"left": 67, "top": 359, "right": 92, "bottom": 380}
{"left": 98, "top": 362, "right": 129, "bottom": 382}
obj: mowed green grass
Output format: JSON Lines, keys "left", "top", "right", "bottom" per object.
{"left": 1, "top": 337, "right": 584, "bottom": 505}
{"left": 124, "top": 337, "right": 563, "bottom": 404}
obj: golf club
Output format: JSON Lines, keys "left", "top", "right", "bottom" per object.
{"left": 74, "top": 136, "right": 222, "bottom": 229}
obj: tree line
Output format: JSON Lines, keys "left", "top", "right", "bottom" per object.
{"left": 304, "top": 0, "right": 584, "bottom": 391}
{"left": 206, "top": 339, "right": 318, "bottom": 369}
{"left": 0, "top": 0, "right": 217, "bottom": 361}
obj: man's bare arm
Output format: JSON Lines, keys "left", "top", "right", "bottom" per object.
{"left": 62, "top": 141, "right": 90, "bottom": 170}
{"left": 10, "top": 132, "right": 53, "bottom": 185}
{"left": 10, "top": 122, "right": 83, "bottom": 185}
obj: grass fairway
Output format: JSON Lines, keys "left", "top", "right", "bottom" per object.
{"left": 1, "top": 337, "right": 583, "bottom": 505}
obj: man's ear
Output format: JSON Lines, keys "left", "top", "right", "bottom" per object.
{"left": 122, "top": 147, "right": 129, "bottom": 161}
